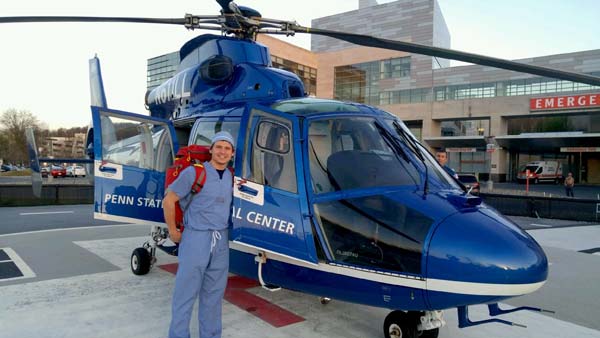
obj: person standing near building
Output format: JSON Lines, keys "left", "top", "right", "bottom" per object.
{"left": 564, "top": 172, "right": 575, "bottom": 197}
{"left": 436, "top": 150, "right": 459, "bottom": 180}
{"left": 163, "top": 131, "right": 235, "bottom": 338}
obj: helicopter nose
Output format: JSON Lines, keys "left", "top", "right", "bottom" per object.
{"left": 425, "top": 208, "right": 548, "bottom": 308}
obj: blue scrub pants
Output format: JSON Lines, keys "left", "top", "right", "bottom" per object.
{"left": 168, "top": 228, "right": 229, "bottom": 338}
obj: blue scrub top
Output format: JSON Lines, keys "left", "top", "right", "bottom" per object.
{"left": 167, "top": 162, "right": 233, "bottom": 231}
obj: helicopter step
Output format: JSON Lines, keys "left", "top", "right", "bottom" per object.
{"left": 255, "top": 251, "right": 282, "bottom": 292}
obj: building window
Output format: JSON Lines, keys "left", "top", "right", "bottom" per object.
{"left": 441, "top": 119, "right": 489, "bottom": 137}
{"left": 271, "top": 55, "right": 317, "bottom": 96}
{"left": 506, "top": 113, "right": 600, "bottom": 135}
{"left": 435, "top": 71, "right": 600, "bottom": 102}
{"left": 147, "top": 52, "right": 180, "bottom": 90}
{"left": 334, "top": 57, "right": 411, "bottom": 103}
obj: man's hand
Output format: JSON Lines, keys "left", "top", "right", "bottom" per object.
{"left": 236, "top": 177, "right": 248, "bottom": 188}
{"left": 169, "top": 228, "right": 182, "bottom": 243}
{"left": 163, "top": 191, "right": 181, "bottom": 243}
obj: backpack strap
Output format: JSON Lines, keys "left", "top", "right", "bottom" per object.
{"left": 191, "top": 163, "right": 207, "bottom": 194}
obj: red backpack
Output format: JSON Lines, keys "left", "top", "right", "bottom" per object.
{"left": 164, "top": 144, "right": 233, "bottom": 232}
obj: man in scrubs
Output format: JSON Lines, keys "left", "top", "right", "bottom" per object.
{"left": 163, "top": 131, "right": 235, "bottom": 338}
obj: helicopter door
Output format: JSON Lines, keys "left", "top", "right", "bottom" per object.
{"left": 91, "top": 107, "right": 177, "bottom": 225}
{"left": 233, "top": 106, "right": 318, "bottom": 264}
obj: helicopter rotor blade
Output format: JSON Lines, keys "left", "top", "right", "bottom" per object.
{"left": 288, "top": 26, "right": 600, "bottom": 87}
{"left": 0, "top": 16, "right": 188, "bottom": 25}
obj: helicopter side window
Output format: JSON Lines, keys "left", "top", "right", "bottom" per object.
{"left": 313, "top": 195, "right": 433, "bottom": 275}
{"left": 245, "top": 119, "right": 297, "bottom": 193}
{"left": 101, "top": 115, "right": 173, "bottom": 171}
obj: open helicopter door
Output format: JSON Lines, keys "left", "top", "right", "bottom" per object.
{"left": 232, "top": 105, "right": 319, "bottom": 266}
{"left": 91, "top": 106, "right": 177, "bottom": 225}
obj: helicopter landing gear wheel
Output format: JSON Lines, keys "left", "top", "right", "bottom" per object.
{"left": 131, "top": 247, "right": 151, "bottom": 275}
{"left": 384, "top": 311, "right": 418, "bottom": 338}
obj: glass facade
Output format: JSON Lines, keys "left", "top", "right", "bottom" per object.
{"left": 447, "top": 151, "right": 490, "bottom": 177}
{"left": 271, "top": 55, "right": 317, "bottom": 96}
{"left": 334, "top": 57, "right": 412, "bottom": 105}
{"left": 434, "top": 71, "right": 600, "bottom": 102}
{"left": 506, "top": 113, "right": 600, "bottom": 135}
{"left": 404, "top": 120, "right": 423, "bottom": 141}
{"left": 441, "top": 119, "right": 489, "bottom": 136}
{"left": 147, "top": 52, "right": 180, "bottom": 90}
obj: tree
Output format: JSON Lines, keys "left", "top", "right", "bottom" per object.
{"left": 0, "top": 132, "right": 8, "bottom": 163}
{"left": 0, "top": 109, "right": 41, "bottom": 165}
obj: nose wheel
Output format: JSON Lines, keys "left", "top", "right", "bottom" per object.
{"left": 131, "top": 247, "right": 152, "bottom": 275}
{"left": 383, "top": 311, "right": 440, "bottom": 338}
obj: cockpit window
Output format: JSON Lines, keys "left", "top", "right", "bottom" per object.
{"left": 314, "top": 195, "right": 433, "bottom": 274}
{"left": 308, "top": 117, "right": 420, "bottom": 193}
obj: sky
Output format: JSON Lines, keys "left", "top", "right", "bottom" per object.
{"left": 1, "top": 0, "right": 599, "bottom": 129}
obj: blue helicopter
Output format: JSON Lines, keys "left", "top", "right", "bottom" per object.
{"left": 9, "top": 1, "right": 600, "bottom": 337}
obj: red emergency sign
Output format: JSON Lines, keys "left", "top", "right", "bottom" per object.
{"left": 530, "top": 93, "right": 600, "bottom": 111}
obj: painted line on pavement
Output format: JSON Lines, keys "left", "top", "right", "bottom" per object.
{"left": 0, "top": 247, "right": 36, "bottom": 282}
{"left": 160, "top": 263, "right": 305, "bottom": 328}
{"left": 0, "top": 223, "right": 141, "bottom": 238}
{"left": 20, "top": 211, "right": 75, "bottom": 216}
{"left": 530, "top": 223, "right": 553, "bottom": 227}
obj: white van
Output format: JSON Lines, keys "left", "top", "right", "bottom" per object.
{"left": 517, "top": 161, "right": 563, "bottom": 184}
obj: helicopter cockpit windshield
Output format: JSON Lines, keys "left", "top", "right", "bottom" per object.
{"left": 308, "top": 116, "right": 421, "bottom": 193}
{"left": 385, "top": 118, "right": 462, "bottom": 190}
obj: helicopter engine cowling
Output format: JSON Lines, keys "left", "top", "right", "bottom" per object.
{"left": 146, "top": 34, "right": 306, "bottom": 119}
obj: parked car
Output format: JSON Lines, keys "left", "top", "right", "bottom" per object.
{"left": 41, "top": 167, "right": 49, "bottom": 177}
{"left": 51, "top": 165, "right": 67, "bottom": 178}
{"left": 66, "top": 165, "right": 86, "bottom": 177}
{"left": 457, "top": 174, "right": 480, "bottom": 195}
{"left": 0, "top": 164, "right": 10, "bottom": 172}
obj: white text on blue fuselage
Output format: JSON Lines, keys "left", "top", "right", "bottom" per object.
{"left": 104, "top": 194, "right": 162, "bottom": 208}
{"left": 233, "top": 206, "right": 295, "bottom": 235}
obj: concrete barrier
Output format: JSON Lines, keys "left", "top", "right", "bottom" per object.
{"left": 0, "top": 184, "right": 93, "bottom": 206}
{"left": 480, "top": 193, "right": 600, "bottom": 222}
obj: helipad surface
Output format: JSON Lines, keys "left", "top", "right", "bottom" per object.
{"left": 1, "top": 227, "right": 599, "bottom": 338}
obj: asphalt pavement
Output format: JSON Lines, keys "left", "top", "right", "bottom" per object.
{"left": 0, "top": 204, "right": 125, "bottom": 234}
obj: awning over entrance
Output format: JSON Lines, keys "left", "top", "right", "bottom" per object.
{"left": 423, "top": 136, "right": 487, "bottom": 149}
{"left": 495, "top": 132, "right": 600, "bottom": 152}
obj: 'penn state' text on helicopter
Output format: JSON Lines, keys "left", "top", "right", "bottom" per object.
{"left": 14, "top": 1, "right": 600, "bottom": 337}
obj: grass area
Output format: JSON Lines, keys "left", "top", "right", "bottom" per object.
{"left": 0, "top": 169, "right": 32, "bottom": 177}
